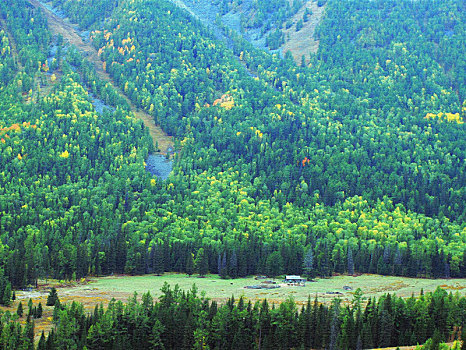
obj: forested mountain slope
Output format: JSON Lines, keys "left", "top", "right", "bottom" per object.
{"left": 0, "top": 0, "right": 464, "bottom": 303}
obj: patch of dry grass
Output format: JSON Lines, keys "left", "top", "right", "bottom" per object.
{"left": 281, "top": 0, "right": 326, "bottom": 65}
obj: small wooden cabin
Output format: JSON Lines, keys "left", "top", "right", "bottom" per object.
{"left": 284, "top": 275, "right": 306, "bottom": 286}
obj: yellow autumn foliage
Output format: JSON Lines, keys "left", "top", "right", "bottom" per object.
{"left": 220, "top": 100, "right": 234, "bottom": 110}
{"left": 424, "top": 112, "right": 464, "bottom": 124}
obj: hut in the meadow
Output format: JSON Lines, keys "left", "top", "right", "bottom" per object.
{"left": 284, "top": 275, "right": 306, "bottom": 286}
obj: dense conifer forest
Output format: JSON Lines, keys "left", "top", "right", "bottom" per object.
{"left": 0, "top": 0, "right": 465, "bottom": 347}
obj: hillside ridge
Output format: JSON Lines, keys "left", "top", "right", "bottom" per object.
{"left": 29, "top": 0, "right": 174, "bottom": 153}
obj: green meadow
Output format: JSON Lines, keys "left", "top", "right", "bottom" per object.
{"left": 67, "top": 274, "right": 466, "bottom": 305}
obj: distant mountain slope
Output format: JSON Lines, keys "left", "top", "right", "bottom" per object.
{"left": 168, "top": 0, "right": 326, "bottom": 64}
{"left": 0, "top": 0, "right": 464, "bottom": 296}
{"left": 280, "top": 0, "right": 325, "bottom": 63}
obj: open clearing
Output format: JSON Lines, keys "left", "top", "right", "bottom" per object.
{"left": 3, "top": 273, "right": 464, "bottom": 345}
{"left": 6, "top": 273, "right": 463, "bottom": 342}
{"left": 50, "top": 273, "right": 466, "bottom": 306}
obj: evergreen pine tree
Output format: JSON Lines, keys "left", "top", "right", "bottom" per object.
{"left": 431, "top": 329, "right": 442, "bottom": 350}
{"left": 329, "top": 301, "right": 340, "bottom": 350}
{"left": 2, "top": 282, "right": 11, "bottom": 306}
{"left": 229, "top": 250, "right": 238, "bottom": 278}
{"left": 182, "top": 311, "right": 195, "bottom": 349}
{"left": 46, "top": 287, "right": 59, "bottom": 306}
{"left": 266, "top": 251, "right": 284, "bottom": 278}
{"left": 195, "top": 248, "right": 209, "bottom": 277}
{"left": 17, "top": 301, "right": 23, "bottom": 317}
{"left": 219, "top": 253, "right": 227, "bottom": 279}
{"left": 38, "top": 331, "right": 47, "bottom": 350}
{"left": 149, "top": 319, "right": 165, "bottom": 349}
{"left": 154, "top": 244, "right": 165, "bottom": 275}
{"left": 303, "top": 248, "right": 314, "bottom": 279}
{"left": 46, "top": 328, "right": 55, "bottom": 349}
{"left": 24, "top": 319, "right": 34, "bottom": 345}
{"left": 28, "top": 298, "right": 33, "bottom": 316}
{"left": 37, "top": 302, "right": 43, "bottom": 318}
{"left": 186, "top": 252, "right": 194, "bottom": 276}
{"left": 348, "top": 246, "right": 355, "bottom": 275}
{"left": 378, "top": 309, "right": 394, "bottom": 347}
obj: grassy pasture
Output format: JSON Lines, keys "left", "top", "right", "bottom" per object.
{"left": 5, "top": 273, "right": 464, "bottom": 343}
{"left": 62, "top": 273, "right": 466, "bottom": 306}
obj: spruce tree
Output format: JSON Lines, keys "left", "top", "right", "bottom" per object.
{"left": 46, "top": 287, "right": 59, "bottom": 306}
{"left": 37, "top": 331, "right": 47, "bottom": 350}
{"left": 24, "top": 319, "right": 34, "bottom": 345}
{"left": 329, "top": 299, "right": 341, "bottom": 350}
{"left": 431, "top": 329, "right": 442, "bottom": 350}
{"left": 219, "top": 253, "right": 227, "bottom": 279}
{"left": 348, "top": 246, "right": 355, "bottom": 275}
{"left": 36, "top": 302, "right": 43, "bottom": 318}
{"left": 217, "top": 254, "right": 222, "bottom": 275}
{"left": 153, "top": 245, "right": 164, "bottom": 275}
{"left": 195, "top": 248, "right": 209, "bottom": 277}
{"left": 186, "top": 253, "right": 194, "bottom": 276}
{"left": 2, "top": 282, "right": 11, "bottom": 306}
{"left": 17, "top": 301, "right": 23, "bottom": 317}
{"left": 303, "top": 248, "right": 314, "bottom": 279}
{"left": 28, "top": 298, "right": 33, "bottom": 316}
{"left": 229, "top": 250, "right": 238, "bottom": 278}
{"left": 266, "top": 251, "right": 284, "bottom": 278}
{"left": 356, "top": 335, "right": 363, "bottom": 350}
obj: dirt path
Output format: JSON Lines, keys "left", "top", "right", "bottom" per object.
{"left": 28, "top": 0, "right": 173, "bottom": 154}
